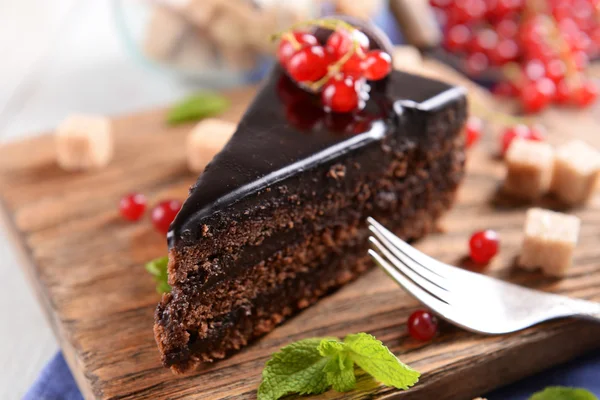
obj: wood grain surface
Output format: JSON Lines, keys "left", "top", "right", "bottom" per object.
{"left": 1, "top": 62, "right": 600, "bottom": 400}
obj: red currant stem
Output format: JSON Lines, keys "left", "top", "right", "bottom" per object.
{"left": 270, "top": 18, "right": 357, "bottom": 42}
{"left": 502, "top": 62, "right": 523, "bottom": 86}
{"left": 282, "top": 32, "right": 302, "bottom": 51}
{"left": 306, "top": 41, "right": 360, "bottom": 92}
{"left": 541, "top": 14, "right": 583, "bottom": 89}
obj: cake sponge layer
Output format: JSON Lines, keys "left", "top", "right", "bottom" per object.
{"left": 155, "top": 135, "right": 465, "bottom": 373}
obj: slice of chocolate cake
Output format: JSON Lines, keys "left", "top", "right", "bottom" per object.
{"left": 154, "top": 24, "right": 467, "bottom": 374}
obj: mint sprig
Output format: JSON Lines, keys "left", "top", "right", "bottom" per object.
{"left": 258, "top": 333, "right": 419, "bottom": 400}
{"left": 342, "top": 333, "right": 420, "bottom": 390}
{"left": 529, "top": 387, "right": 598, "bottom": 400}
{"left": 257, "top": 338, "right": 330, "bottom": 399}
{"left": 145, "top": 256, "right": 171, "bottom": 294}
{"left": 166, "top": 92, "right": 229, "bottom": 125}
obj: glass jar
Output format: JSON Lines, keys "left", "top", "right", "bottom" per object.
{"left": 113, "top": 0, "right": 318, "bottom": 88}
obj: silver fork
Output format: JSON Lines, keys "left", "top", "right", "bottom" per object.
{"left": 367, "top": 217, "right": 600, "bottom": 334}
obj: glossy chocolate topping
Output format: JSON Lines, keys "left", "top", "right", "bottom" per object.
{"left": 168, "top": 64, "right": 466, "bottom": 248}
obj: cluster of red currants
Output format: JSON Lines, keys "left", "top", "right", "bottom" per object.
{"left": 276, "top": 22, "right": 392, "bottom": 113}
{"left": 431, "top": 0, "right": 599, "bottom": 113}
{"left": 119, "top": 193, "right": 182, "bottom": 234}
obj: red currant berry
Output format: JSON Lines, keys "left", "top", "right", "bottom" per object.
{"left": 545, "top": 59, "right": 566, "bottom": 83}
{"left": 445, "top": 24, "right": 471, "bottom": 52}
{"left": 554, "top": 80, "right": 572, "bottom": 104}
{"left": 572, "top": 80, "right": 598, "bottom": 107}
{"left": 524, "top": 59, "right": 545, "bottom": 81}
{"left": 119, "top": 193, "right": 147, "bottom": 221}
{"left": 341, "top": 54, "right": 366, "bottom": 78}
{"left": 489, "top": 38, "right": 519, "bottom": 65}
{"left": 287, "top": 46, "right": 330, "bottom": 83}
{"left": 326, "top": 29, "right": 369, "bottom": 60}
{"left": 501, "top": 124, "right": 543, "bottom": 155}
{"left": 453, "top": 0, "right": 487, "bottom": 22}
{"left": 520, "top": 16, "right": 545, "bottom": 47}
{"left": 570, "top": 31, "right": 591, "bottom": 53}
{"left": 491, "top": 0, "right": 523, "bottom": 19}
{"left": 573, "top": 50, "right": 589, "bottom": 70}
{"left": 465, "top": 52, "right": 489, "bottom": 76}
{"left": 408, "top": 310, "right": 438, "bottom": 341}
{"left": 469, "top": 230, "right": 499, "bottom": 264}
{"left": 277, "top": 31, "right": 318, "bottom": 68}
{"left": 362, "top": 50, "right": 392, "bottom": 80}
{"left": 322, "top": 76, "right": 362, "bottom": 113}
{"left": 465, "top": 116, "right": 482, "bottom": 148}
{"left": 521, "top": 78, "right": 555, "bottom": 113}
{"left": 496, "top": 18, "right": 519, "bottom": 38}
{"left": 470, "top": 29, "right": 498, "bottom": 55}
{"left": 529, "top": 124, "right": 546, "bottom": 141}
{"left": 151, "top": 200, "right": 182, "bottom": 234}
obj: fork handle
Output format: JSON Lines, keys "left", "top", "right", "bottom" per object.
{"left": 570, "top": 299, "right": 600, "bottom": 322}
{"left": 579, "top": 310, "right": 600, "bottom": 322}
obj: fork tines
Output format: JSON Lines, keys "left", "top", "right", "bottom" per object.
{"left": 366, "top": 217, "right": 454, "bottom": 313}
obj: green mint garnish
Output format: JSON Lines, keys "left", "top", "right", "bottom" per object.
{"left": 145, "top": 256, "right": 171, "bottom": 294}
{"left": 166, "top": 92, "right": 229, "bottom": 125}
{"left": 341, "top": 333, "right": 420, "bottom": 390}
{"left": 529, "top": 387, "right": 598, "bottom": 400}
{"left": 258, "top": 333, "right": 419, "bottom": 400}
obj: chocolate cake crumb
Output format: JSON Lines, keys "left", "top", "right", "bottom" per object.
{"left": 328, "top": 164, "right": 347, "bottom": 180}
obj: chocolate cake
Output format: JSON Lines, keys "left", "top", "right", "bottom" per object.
{"left": 154, "top": 25, "right": 467, "bottom": 373}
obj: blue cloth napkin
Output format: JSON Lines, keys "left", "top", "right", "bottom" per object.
{"left": 24, "top": 350, "right": 600, "bottom": 400}
{"left": 24, "top": 353, "right": 83, "bottom": 400}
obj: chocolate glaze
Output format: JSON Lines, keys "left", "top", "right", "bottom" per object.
{"left": 169, "top": 66, "right": 466, "bottom": 248}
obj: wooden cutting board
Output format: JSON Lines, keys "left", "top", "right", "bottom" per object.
{"left": 2, "top": 62, "right": 600, "bottom": 400}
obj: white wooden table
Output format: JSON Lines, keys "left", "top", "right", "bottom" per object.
{"left": 0, "top": 1, "right": 196, "bottom": 397}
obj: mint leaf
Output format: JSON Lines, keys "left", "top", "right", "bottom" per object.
{"left": 257, "top": 333, "right": 420, "bottom": 399}
{"left": 257, "top": 338, "right": 329, "bottom": 400}
{"left": 145, "top": 256, "right": 171, "bottom": 294}
{"left": 324, "top": 358, "right": 355, "bottom": 392}
{"left": 167, "top": 92, "right": 229, "bottom": 125}
{"left": 319, "top": 339, "right": 356, "bottom": 392}
{"left": 529, "top": 387, "right": 598, "bottom": 400}
{"left": 318, "top": 339, "right": 346, "bottom": 358}
{"left": 145, "top": 256, "right": 167, "bottom": 276}
{"left": 344, "top": 333, "right": 420, "bottom": 390}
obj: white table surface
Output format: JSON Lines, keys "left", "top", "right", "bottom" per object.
{"left": 0, "top": 1, "right": 198, "bottom": 397}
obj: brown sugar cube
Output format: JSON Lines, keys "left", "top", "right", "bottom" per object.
{"left": 143, "top": 6, "right": 188, "bottom": 61}
{"left": 519, "top": 208, "right": 580, "bottom": 277}
{"left": 183, "top": 0, "right": 221, "bottom": 29}
{"left": 504, "top": 139, "right": 554, "bottom": 199}
{"left": 207, "top": 3, "right": 254, "bottom": 48}
{"left": 551, "top": 140, "right": 600, "bottom": 206}
{"left": 391, "top": 45, "right": 423, "bottom": 73}
{"left": 186, "top": 118, "right": 236, "bottom": 173}
{"left": 335, "top": 0, "right": 383, "bottom": 19}
{"left": 171, "top": 31, "right": 219, "bottom": 70}
{"left": 55, "top": 114, "right": 113, "bottom": 171}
